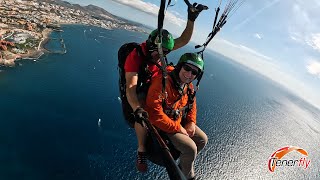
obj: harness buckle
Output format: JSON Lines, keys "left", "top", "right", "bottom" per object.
{"left": 173, "top": 109, "right": 180, "bottom": 120}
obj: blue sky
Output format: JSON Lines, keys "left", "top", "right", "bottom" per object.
{"left": 66, "top": 0, "right": 320, "bottom": 110}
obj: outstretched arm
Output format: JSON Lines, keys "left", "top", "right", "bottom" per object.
{"left": 173, "top": 20, "right": 194, "bottom": 51}
{"left": 173, "top": 3, "right": 208, "bottom": 50}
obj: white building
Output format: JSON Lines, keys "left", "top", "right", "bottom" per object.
{"left": 13, "top": 33, "right": 31, "bottom": 44}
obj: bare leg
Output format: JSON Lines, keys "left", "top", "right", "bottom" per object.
{"left": 134, "top": 122, "right": 147, "bottom": 152}
{"left": 134, "top": 121, "right": 148, "bottom": 172}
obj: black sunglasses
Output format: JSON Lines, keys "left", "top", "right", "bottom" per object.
{"left": 182, "top": 64, "right": 198, "bottom": 75}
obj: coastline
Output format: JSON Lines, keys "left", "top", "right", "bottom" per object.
{"left": 17, "top": 28, "right": 52, "bottom": 60}
{"left": 0, "top": 28, "right": 52, "bottom": 67}
{"left": 1, "top": 22, "right": 143, "bottom": 67}
{"left": 0, "top": 0, "right": 146, "bottom": 67}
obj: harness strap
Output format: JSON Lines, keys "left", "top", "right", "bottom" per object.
{"left": 162, "top": 72, "right": 195, "bottom": 120}
{"left": 135, "top": 45, "right": 145, "bottom": 57}
{"left": 136, "top": 44, "right": 165, "bottom": 93}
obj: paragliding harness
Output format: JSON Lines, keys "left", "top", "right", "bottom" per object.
{"left": 117, "top": 43, "right": 196, "bottom": 162}
{"left": 161, "top": 70, "right": 197, "bottom": 124}
{"left": 117, "top": 43, "right": 185, "bottom": 161}
{"left": 118, "top": 42, "right": 163, "bottom": 127}
{"left": 145, "top": 66, "right": 198, "bottom": 166}
{"left": 117, "top": 42, "right": 186, "bottom": 179}
{"left": 118, "top": 42, "right": 141, "bottom": 127}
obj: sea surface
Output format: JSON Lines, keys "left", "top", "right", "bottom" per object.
{"left": 0, "top": 25, "right": 319, "bottom": 180}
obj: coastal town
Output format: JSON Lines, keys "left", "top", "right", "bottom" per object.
{"left": 0, "top": 0, "right": 143, "bottom": 66}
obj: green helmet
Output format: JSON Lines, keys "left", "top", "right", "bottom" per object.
{"left": 178, "top": 53, "right": 204, "bottom": 71}
{"left": 147, "top": 29, "right": 175, "bottom": 51}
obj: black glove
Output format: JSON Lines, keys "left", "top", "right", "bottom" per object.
{"left": 134, "top": 107, "right": 149, "bottom": 126}
{"left": 188, "top": 3, "right": 208, "bottom": 22}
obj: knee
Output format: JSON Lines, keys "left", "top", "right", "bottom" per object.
{"left": 181, "top": 140, "right": 197, "bottom": 157}
{"left": 202, "top": 133, "right": 208, "bottom": 145}
{"left": 198, "top": 132, "right": 208, "bottom": 151}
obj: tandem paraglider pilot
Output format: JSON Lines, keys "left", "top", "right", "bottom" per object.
{"left": 145, "top": 53, "right": 208, "bottom": 180}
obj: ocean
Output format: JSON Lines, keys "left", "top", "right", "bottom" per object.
{"left": 0, "top": 25, "right": 319, "bottom": 180}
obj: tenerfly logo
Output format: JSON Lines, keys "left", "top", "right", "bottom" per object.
{"left": 268, "top": 146, "right": 311, "bottom": 172}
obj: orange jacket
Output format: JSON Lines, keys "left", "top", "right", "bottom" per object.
{"left": 145, "top": 67, "right": 197, "bottom": 134}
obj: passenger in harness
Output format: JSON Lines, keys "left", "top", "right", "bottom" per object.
{"left": 120, "top": 4, "right": 207, "bottom": 172}
{"left": 145, "top": 53, "right": 208, "bottom": 180}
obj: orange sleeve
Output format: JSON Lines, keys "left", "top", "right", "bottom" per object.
{"left": 146, "top": 76, "right": 181, "bottom": 133}
{"left": 186, "top": 96, "right": 197, "bottom": 124}
{"left": 185, "top": 83, "right": 196, "bottom": 124}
